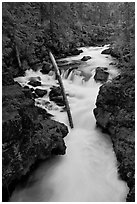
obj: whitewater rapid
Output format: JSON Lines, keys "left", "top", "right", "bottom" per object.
{"left": 10, "top": 45, "right": 128, "bottom": 202}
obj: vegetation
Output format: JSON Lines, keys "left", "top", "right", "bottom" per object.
{"left": 2, "top": 2, "right": 134, "bottom": 78}
{"left": 2, "top": 2, "right": 135, "bottom": 202}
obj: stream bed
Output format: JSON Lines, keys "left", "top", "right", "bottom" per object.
{"left": 10, "top": 45, "right": 128, "bottom": 202}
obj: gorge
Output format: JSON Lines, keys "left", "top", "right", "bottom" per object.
{"left": 2, "top": 2, "right": 135, "bottom": 202}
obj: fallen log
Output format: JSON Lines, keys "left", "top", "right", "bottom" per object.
{"left": 49, "top": 51, "right": 74, "bottom": 129}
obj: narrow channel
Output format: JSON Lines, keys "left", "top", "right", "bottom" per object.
{"left": 10, "top": 45, "right": 128, "bottom": 202}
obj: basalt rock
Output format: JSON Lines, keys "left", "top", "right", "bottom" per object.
{"left": 28, "top": 78, "right": 41, "bottom": 87}
{"left": 101, "top": 48, "right": 120, "bottom": 58}
{"left": 35, "top": 89, "right": 48, "bottom": 98}
{"left": 93, "top": 72, "right": 135, "bottom": 201}
{"left": 101, "top": 48, "right": 111, "bottom": 55}
{"left": 94, "top": 67, "right": 109, "bottom": 83}
{"left": 69, "top": 48, "right": 83, "bottom": 56}
{"left": 81, "top": 56, "right": 91, "bottom": 61}
{"left": 28, "top": 76, "right": 41, "bottom": 81}
{"left": 2, "top": 84, "right": 68, "bottom": 201}
{"left": 50, "top": 96, "right": 64, "bottom": 107}
{"left": 40, "top": 61, "right": 52, "bottom": 74}
{"left": 49, "top": 86, "right": 65, "bottom": 107}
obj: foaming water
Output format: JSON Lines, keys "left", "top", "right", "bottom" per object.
{"left": 10, "top": 45, "right": 128, "bottom": 202}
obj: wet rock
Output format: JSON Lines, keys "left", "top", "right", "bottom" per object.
{"left": 49, "top": 86, "right": 65, "bottom": 106}
{"left": 50, "top": 96, "right": 64, "bottom": 106}
{"left": 35, "top": 99, "right": 50, "bottom": 108}
{"left": 94, "top": 108, "right": 111, "bottom": 129}
{"left": 40, "top": 61, "right": 52, "bottom": 74}
{"left": 32, "top": 92, "right": 38, "bottom": 99}
{"left": 28, "top": 76, "right": 41, "bottom": 82}
{"left": 32, "top": 62, "right": 43, "bottom": 71}
{"left": 2, "top": 84, "right": 68, "bottom": 201}
{"left": 101, "top": 48, "right": 120, "bottom": 58}
{"left": 28, "top": 80, "right": 41, "bottom": 87}
{"left": 81, "top": 56, "right": 91, "bottom": 61}
{"left": 23, "top": 85, "right": 30, "bottom": 89}
{"left": 101, "top": 48, "right": 111, "bottom": 55}
{"left": 24, "top": 86, "right": 34, "bottom": 92}
{"left": 35, "top": 89, "right": 47, "bottom": 97}
{"left": 109, "top": 62, "right": 117, "bottom": 66}
{"left": 93, "top": 72, "right": 135, "bottom": 201}
{"left": 49, "top": 86, "right": 61, "bottom": 98}
{"left": 94, "top": 67, "right": 109, "bottom": 82}
{"left": 69, "top": 48, "right": 83, "bottom": 56}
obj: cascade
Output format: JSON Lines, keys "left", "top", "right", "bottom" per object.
{"left": 11, "top": 45, "right": 128, "bottom": 202}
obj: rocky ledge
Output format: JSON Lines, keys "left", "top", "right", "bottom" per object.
{"left": 2, "top": 83, "right": 68, "bottom": 201}
{"left": 94, "top": 67, "right": 109, "bottom": 83}
{"left": 93, "top": 70, "right": 135, "bottom": 201}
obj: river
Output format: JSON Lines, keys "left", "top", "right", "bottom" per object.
{"left": 10, "top": 45, "right": 128, "bottom": 202}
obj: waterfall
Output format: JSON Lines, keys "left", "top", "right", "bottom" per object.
{"left": 11, "top": 45, "right": 128, "bottom": 202}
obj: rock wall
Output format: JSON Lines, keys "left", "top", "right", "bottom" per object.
{"left": 94, "top": 72, "right": 135, "bottom": 201}
{"left": 2, "top": 83, "right": 68, "bottom": 201}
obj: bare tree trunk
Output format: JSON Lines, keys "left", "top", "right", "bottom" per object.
{"left": 49, "top": 51, "right": 74, "bottom": 129}
{"left": 15, "top": 44, "right": 21, "bottom": 69}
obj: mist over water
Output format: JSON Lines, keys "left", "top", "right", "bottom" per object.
{"left": 11, "top": 46, "right": 128, "bottom": 202}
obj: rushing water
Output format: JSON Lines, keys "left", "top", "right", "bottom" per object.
{"left": 10, "top": 45, "right": 128, "bottom": 202}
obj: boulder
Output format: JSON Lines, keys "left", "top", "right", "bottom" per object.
{"left": 49, "top": 86, "right": 61, "bottom": 98}
{"left": 23, "top": 86, "right": 34, "bottom": 92}
{"left": 101, "top": 48, "right": 120, "bottom": 58}
{"left": 28, "top": 76, "right": 41, "bottom": 82}
{"left": 67, "top": 48, "right": 83, "bottom": 56}
{"left": 28, "top": 80, "right": 41, "bottom": 87}
{"left": 23, "top": 85, "right": 30, "bottom": 89}
{"left": 94, "top": 67, "right": 109, "bottom": 82}
{"left": 50, "top": 96, "right": 64, "bottom": 106}
{"left": 32, "top": 92, "right": 38, "bottom": 99}
{"left": 35, "top": 89, "right": 47, "bottom": 97}
{"left": 81, "top": 56, "right": 91, "bottom": 61}
{"left": 109, "top": 62, "right": 116, "bottom": 66}
{"left": 70, "top": 48, "right": 83, "bottom": 56}
{"left": 49, "top": 86, "right": 64, "bottom": 106}
{"left": 101, "top": 48, "right": 111, "bottom": 55}
{"left": 40, "top": 61, "right": 52, "bottom": 74}
{"left": 28, "top": 77, "right": 41, "bottom": 87}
